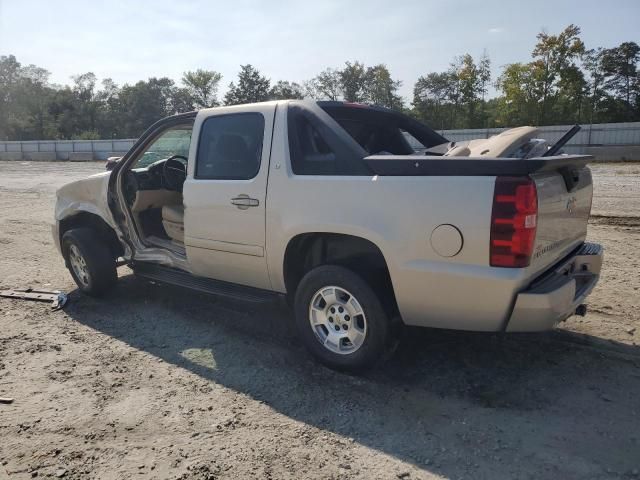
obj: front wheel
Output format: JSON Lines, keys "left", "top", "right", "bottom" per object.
{"left": 62, "top": 228, "right": 118, "bottom": 296}
{"left": 294, "top": 265, "right": 395, "bottom": 372}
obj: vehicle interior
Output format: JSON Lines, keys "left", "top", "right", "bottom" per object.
{"left": 121, "top": 124, "right": 193, "bottom": 252}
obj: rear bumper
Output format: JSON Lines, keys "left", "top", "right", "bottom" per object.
{"left": 505, "top": 242, "right": 603, "bottom": 332}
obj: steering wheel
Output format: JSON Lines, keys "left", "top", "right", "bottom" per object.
{"left": 162, "top": 155, "right": 187, "bottom": 192}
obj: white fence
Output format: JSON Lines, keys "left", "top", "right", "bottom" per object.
{"left": 0, "top": 139, "right": 136, "bottom": 161}
{"left": 439, "top": 122, "right": 640, "bottom": 155}
{"left": 1, "top": 121, "right": 640, "bottom": 161}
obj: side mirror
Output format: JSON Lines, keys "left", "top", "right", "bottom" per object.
{"left": 106, "top": 156, "right": 122, "bottom": 171}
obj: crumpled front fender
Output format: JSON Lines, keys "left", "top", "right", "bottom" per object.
{"left": 53, "top": 172, "right": 126, "bottom": 255}
{"left": 54, "top": 171, "right": 114, "bottom": 223}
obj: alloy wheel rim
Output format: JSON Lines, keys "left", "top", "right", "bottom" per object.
{"left": 308, "top": 286, "right": 367, "bottom": 355}
{"left": 69, "top": 244, "right": 90, "bottom": 287}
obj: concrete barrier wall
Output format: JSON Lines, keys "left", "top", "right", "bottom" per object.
{"left": 440, "top": 122, "right": 640, "bottom": 145}
{"left": 571, "top": 145, "right": 640, "bottom": 162}
{"left": 0, "top": 139, "right": 135, "bottom": 161}
{"left": 2, "top": 121, "right": 640, "bottom": 162}
{"left": 437, "top": 122, "right": 640, "bottom": 161}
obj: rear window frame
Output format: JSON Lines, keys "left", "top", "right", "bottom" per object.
{"left": 287, "top": 103, "right": 371, "bottom": 176}
{"left": 318, "top": 101, "right": 448, "bottom": 153}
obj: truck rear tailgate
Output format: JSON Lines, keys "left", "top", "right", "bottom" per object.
{"left": 527, "top": 166, "right": 593, "bottom": 277}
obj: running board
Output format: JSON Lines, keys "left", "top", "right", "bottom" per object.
{"left": 132, "top": 262, "right": 279, "bottom": 304}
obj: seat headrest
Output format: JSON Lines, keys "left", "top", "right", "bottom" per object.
{"left": 215, "top": 134, "right": 250, "bottom": 163}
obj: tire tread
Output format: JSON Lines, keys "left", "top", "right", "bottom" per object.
{"left": 62, "top": 227, "right": 117, "bottom": 296}
{"left": 294, "top": 265, "right": 396, "bottom": 372}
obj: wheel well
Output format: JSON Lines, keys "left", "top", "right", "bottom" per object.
{"left": 59, "top": 212, "right": 123, "bottom": 259}
{"left": 283, "top": 233, "right": 397, "bottom": 310}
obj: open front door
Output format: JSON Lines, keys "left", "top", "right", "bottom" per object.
{"left": 182, "top": 104, "right": 276, "bottom": 290}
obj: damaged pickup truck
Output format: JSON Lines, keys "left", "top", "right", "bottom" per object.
{"left": 53, "top": 100, "right": 603, "bottom": 371}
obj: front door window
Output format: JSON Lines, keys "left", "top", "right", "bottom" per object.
{"left": 195, "top": 113, "right": 264, "bottom": 180}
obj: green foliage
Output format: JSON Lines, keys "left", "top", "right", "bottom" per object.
{"left": 223, "top": 65, "right": 271, "bottom": 105}
{"left": 601, "top": 42, "right": 640, "bottom": 120}
{"left": 493, "top": 25, "right": 590, "bottom": 126}
{"left": 0, "top": 55, "right": 56, "bottom": 140}
{"left": 75, "top": 130, "right": 101, "bottom": 140}
{"left": 1, "top": 26, "right": 639, "bottom": 141}
{"left": 182, "top": 69, "right": 223, "bottom": 108}
{"left": 108, "top": 77, "right": 193, "bottom": 138}
{"left": 365, "top": 64, "right": 403, "bottom": 109}
{"left": 413, "top": 71, "right": 458, "bottom": 129}
{"left": 495, "top": 62, "right": 539, "bottom": 126}
{"left": 0, "top": 55, "right": 201, "bottom": 140}
{"left": 413, "top": 25, "right": 639, "bottom": 129}
{"left": 529, "top": 24, "right": 586, "bottom": 124}
{"left": 413, "top": 53, "right": 491, "bottom": 129}
{"left": 305, "top": 62, "right": 403, "bottom": 109}
{"left": 304, "top": 68, "right": 342, "bottom": 101}
{"left": 339, "top": 61, "right": 369, "bottom": 102}
{"left": 269, "top": 80, "right": 304, "bottom": 100}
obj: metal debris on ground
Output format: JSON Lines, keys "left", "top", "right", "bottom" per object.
{"left": 0, "top": 288, "right": 68, "bottom": 310}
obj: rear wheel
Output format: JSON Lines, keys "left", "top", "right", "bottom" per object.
{"left": 62, "top": 228, "right": 117, "bottom": 296}
{"left": 294, "top": 265, "right": 395, "bottom": 372}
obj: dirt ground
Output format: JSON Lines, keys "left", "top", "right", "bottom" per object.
{"left": 0, "top": 160, "right": 639, "bottom": 480}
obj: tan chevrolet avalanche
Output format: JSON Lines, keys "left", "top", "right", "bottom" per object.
{"left": 53, "top": 100, "right": 603, "bottom": 371}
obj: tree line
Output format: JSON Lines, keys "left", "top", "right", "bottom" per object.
{"left": 0, "top": 24, "right": 638, "bottom": 141}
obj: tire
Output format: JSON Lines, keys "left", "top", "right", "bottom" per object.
{"left": 62, "top": 227, "right": 118, "bottom": 296}
{"left": 294, "top": 265, "right": 395, "bottom": 372}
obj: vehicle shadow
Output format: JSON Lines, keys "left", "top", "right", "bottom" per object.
{"left": 65, "top": 273, "right": 640, "bottom": 479}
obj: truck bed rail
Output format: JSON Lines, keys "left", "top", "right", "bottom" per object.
{"left": 364, "top": 154, "right": 592, "bottom": 177}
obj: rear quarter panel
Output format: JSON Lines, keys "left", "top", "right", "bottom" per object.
{"left": 266, "top": 107, "right": 531, "bottom": 331}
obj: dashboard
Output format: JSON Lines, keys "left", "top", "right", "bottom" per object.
{"left": 123, "top": 158, "right": 185, "bottom": 205}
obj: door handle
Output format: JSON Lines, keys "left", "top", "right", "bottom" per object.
{"left": 231, "top": 194, "right": 259, "bottom": 209}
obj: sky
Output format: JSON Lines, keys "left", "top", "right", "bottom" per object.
{"left": 0, "top": 0, "right": 638, "bottom": 100}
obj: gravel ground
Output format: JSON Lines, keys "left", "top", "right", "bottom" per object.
{"left": 0, "top": 161, "right": 639, "bottom": 480}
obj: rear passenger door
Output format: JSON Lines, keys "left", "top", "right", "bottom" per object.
{"left": 182, "top": 105, "right": 275, "bottom": 289}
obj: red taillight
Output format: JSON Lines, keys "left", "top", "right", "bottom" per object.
{"left": 490, "top": 177, "right": 538, "bottom": 268}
